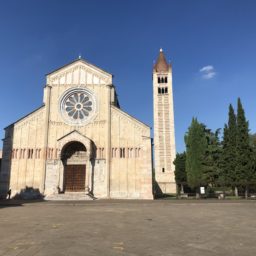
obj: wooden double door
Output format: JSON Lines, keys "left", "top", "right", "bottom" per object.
{"left": 64, "top": 164, "right": 86, "bottom": 192}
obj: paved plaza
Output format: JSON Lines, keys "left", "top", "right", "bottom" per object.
{"left": 0, "top": 199, "right": 256, "bottom": 256}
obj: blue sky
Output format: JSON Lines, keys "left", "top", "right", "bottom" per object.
{"left": 1, "top": 0, "right": 256, "bottom": 152}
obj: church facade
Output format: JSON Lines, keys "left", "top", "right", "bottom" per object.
{"left": 0, "top": 58, "right": 153, "bottom": 199}
{"left": 0, "top": 50, "right": 176, "bottom": 200}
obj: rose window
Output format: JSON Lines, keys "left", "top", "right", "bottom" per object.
{"left": 60, "top": 88, "right": 96, "bottom": 125}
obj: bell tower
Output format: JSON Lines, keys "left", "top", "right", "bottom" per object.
{"left": 153, "top": 48, "right": 176, "bottom": 194}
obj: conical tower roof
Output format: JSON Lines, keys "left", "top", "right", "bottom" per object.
{"left": 154, "top": 48, "right": 170, "bottom": 72}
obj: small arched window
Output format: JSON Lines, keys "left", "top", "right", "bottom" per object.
{"left": 161, "top": 77, "right": 164, "bottom": 83}
{"left": 165, "top": 87, "right": 168, "bottom": 93}
{"left": 158, "top": 88, "right": 161, "bottom": 94}
{"left": 162, "top": 88, "right": 165, "bottom": 94}
{"left": 165, "top": 77, "right": 168, "bottom": 83}
{"left": 158, "top": 77, "right": 161, "bottom": 83}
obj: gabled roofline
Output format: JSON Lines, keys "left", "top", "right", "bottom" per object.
{"left": 46, "top": 58, "right": 113, "bottom": 77}
{"left": 111, "top": 105, "right": 150, "bottom": 129}
{"left": 4, "top": 105, "right": 45, "bottom": 130}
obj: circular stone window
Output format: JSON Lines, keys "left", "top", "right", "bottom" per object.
{"left": 60, "top": 88, "right": 97, "bottom": 125}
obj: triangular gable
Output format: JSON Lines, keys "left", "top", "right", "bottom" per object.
{"left": 57, "top": 130, "right": 92, "bottom": 154}
{"left": 46, "top": 58, "right": 113, "bottom": 86}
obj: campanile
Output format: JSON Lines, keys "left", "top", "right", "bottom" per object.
{"left": 153, "top": 49, "right": 176, "bottom": 194}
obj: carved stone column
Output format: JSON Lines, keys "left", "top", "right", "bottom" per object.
{"left": 85, "top": 157, "right": 90, "bottom": 193}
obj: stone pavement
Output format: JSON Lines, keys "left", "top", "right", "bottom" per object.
{"left": 0, "top": 200, "right": 256, "bottom": 256}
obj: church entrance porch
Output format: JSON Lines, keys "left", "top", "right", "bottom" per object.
{"left": 64, "top": 164, "right": 86, "bottom": 192}
{"left": 44, "top": 139, "right": 94, "bottom": 200}
{"left": 61, "top": 141, "right": 88, "bottom": 193}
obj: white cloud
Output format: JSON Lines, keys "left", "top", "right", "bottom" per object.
{"left": 199, "top": 65, "right": 216, "bottom": 79}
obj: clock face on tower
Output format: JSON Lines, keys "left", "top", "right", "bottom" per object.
{"left": 60, "top": 88, "right": 97, "bottom": 125}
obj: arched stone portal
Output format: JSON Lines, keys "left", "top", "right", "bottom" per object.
{"left": 54, "top": 130, "right": 94, "bottom": 195}
{"left": 61, "top": 141, "right": 87, "bottom": 192}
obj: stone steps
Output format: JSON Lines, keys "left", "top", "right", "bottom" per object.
{"left": 45, "top": 192, "right": 95, "bottom": 201}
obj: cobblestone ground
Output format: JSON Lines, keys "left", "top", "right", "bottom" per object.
{"left": 0, "top": 200, "right": 256, "bottom": 256}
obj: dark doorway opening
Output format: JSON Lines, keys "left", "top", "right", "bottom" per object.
{"left": 62, "top": 141, "right": 86, "bottom": 192}
{"left": 64, "top": 164, "right": 86, "bottom": 191}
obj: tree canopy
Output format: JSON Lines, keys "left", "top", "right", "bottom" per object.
{"left": 184, "top": 118, "right": 207, "bottom": 189}
{"left": 235, "top": 98, "right": 256, "bottom": 195}
{"left": 174, "top": 152, "right": 186, "bottom": 185}
{"left": 174, "top": 98, "right": 256, "bottom": 198}
{"left": 219, "top": 104, "right": 237, "bottom": 187}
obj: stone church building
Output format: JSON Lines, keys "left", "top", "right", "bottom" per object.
{"left": 0, "top": 50, "right": 176, "bottom": 199}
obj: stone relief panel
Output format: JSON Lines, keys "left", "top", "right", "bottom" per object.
{"left": 45, "top": 160, "right": 59, "bottom": 195}
{"left": 92, "top": 159, "right": 107, "bottom": 197}
{"left": 94, "top": 160, "right": 105, "bottom": 183}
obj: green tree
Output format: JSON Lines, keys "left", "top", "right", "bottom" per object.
{"left": 249, "top": 133, "right": 256, "bottom": 149}
{"left": 173, "top": 152, "right": 186, "bottom": 194}
{"left": 236, "top": 98, "right": 255, "bottom": 198}
{"left": 219, "top": 104, "right": 238, "bottom": 195}
{"left": 185, "top": 118, "right": 207, "bottom": 197}
{"left": 202, "top": 128, "right": 222, "bottom": 186}
{"left": 249, "top": 133, "right": 256, "bottom": 192}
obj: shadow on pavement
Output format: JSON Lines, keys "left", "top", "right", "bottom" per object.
{"left": 0, "top": 199, "right": 45, "bottom": 209}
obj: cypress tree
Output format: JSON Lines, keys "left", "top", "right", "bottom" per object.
{"left": 202, "top": 128, "right": 222, "bottom": 187}
{"left": 173, "top": 152, "right": 186, "bottom": 194}
{"left": 249, "top": 133, "right": 256, "bottom": 189}
{"left": 219, "top": 104, "right": 237, "bottom": 193}
{"left": 236, "top": 98, "right": 255, "bottom": 198}
{"left": 185, "top": 118, "right": 207, "bottom": 196}
{"left": 249, "top": 133, "right": 256, "bottom": 149}
{"left": 218, "top": 124, "right": 229, "bottom": 188}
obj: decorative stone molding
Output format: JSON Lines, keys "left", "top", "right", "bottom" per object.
{"left": 57, "top": 130, "right": 93, "bottom": 159}
{"left": 47, "top": 61, "right": 112, "bottom": 86}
